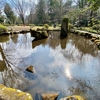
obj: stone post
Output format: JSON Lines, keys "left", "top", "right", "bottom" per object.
{"left": 60, "top": 18, "right": 68, "bottom": 37}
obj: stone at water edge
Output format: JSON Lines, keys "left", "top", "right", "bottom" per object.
{"left": 60, "top": 18, "right": 69, "bottom": 37}
{"left": 41, "top": 93, "right": 58, "bottom": 100}
{"left": 26, "top": 65, "right": 35, "bottom": 73}
{"left": 0, "top": 84, "right": 33, "bottom": 100}
{"left": 60, "top": 95, "right": 84, "bottom": 100}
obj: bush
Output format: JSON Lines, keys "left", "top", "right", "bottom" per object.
{"left": 4, "top": 24, "right": 10, "bottom": 26}
{"left": 38, "top": 24, "right": 43, "bottom": 26}
{"left": 29, "top": 24, "right": 35, "bottom": 27}
{"left": 92, "top": 18, "right": 100, "bottom": 25}
{"left": 92, "top": 24, "right": 100, "bottom": 31}
{"left": 44, "top": 24, "right": 49, "bottom": 29}
{"left": 68, "top": 23, "right": 74, "bottom": 30}
{"left": 0, "top": 24, "right": 8, "bottom": 33}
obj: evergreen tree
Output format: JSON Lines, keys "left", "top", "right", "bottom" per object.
{"left": 36, "top": 0, "right": 46, "bottom": 24}
{"left": 4, "top": 3, "right": 16, "bottom": 24}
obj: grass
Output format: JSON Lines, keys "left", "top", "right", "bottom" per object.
{"left": 32, "top": 26, "right": 61, "bottom": 31}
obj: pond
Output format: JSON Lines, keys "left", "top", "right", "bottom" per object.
{"left": 0, "top": 32, "right": 100, "bottom": 100}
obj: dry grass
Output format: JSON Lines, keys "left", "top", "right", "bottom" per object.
{"left": 7, "top": 25, "right": 61, "bottom": 32}
{"left": 32, "top": 26, "right": 60, "bottom": 31}
{"left": 8, "top": 26, "right": 30, "bottom": 32}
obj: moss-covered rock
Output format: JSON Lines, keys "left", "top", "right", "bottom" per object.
{"left": 30, "top": 29, "right": 49, "bottom": 40}
{"left": 0, "top": 84, "right": 33, "bottom": 100}
{"left": 60, "top": 95, "right": 84, "bottom": 100}
{"left": 44, "top": 24, "right": 49, "bottom": 29}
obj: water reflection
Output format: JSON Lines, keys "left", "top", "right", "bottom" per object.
{"left": 60, "top": 37, "right": 68, "bottom": 49}
{"left": 0, "top": 44, "right": 26, "bottom": 88}
{"left": 70, "top": 34, "right": 98, "bottom": 56}
{"left": 0, "top": 32, "right": 100, "bottom": 100}
{"left": 0, "top": 35, "right": 10, "bottom": 43}
{"left": 11, "top": 34, "right": 18, "bottom": 43}
{"left": 32, "top": 39, "right": 47, "bottom": 48}
{"left": 65, "top": 69, "right": 72, "bottom": 79}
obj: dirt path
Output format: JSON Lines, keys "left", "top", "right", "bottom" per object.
{"left": 7, "top": 26, "right": 31, "bottom": 32}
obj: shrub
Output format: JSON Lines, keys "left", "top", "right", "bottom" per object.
{"left": 68, "top": 23, "right": 74, "bottom": 31}
{"left": 0, "top": 24, "right": 8, "bottom": 33}
{"left": 29, "top": 24, "right": 35, "bottom": 27}
{"left": 92, "top": 24, "right": 100, "bottom": 31}
{"left": 4, "top": 24, "right": 10, "bottom": 26}
{"left": 92, "top": 18, "right": 100, "bottom": 25}
{"left": 44, "top": 24, "right": 49, "bottom": 29}
{"left": 38, "top": 24, "right": 43, "bottom": 26}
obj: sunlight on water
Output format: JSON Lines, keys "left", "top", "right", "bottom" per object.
{"left": 65, "top": 69, "right": 72, "bottom": 79}
{"left": 0, "top": 32, "right": 100, "bottom": 100}
{"left": 0, "top": 53, "right": 3, "bottom": 60}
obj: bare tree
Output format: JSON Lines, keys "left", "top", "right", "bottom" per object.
{"left": 27, "top": 0, "right": 36, "bottom": 24}
{"left": 0, "top": 0, "right": 5, "bottom": 14}
{"left": 9, "top": 0, "right": 29, "bottom": 24}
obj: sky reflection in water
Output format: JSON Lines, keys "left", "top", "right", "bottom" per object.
{"left": 0, "top": 32, "right": 100, "bottom": 100}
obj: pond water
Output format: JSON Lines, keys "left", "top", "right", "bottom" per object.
{"left": 0, "top": 32, "right": 100, "bottom": 100}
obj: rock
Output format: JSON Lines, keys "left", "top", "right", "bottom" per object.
{"left": 60, "top": 95, "right": 84, "bottom": 100}
{"left": 0, "top": 84, "right": 33, "bottom": 100}
{"left": 41, "top": 93, "right": 58, "bottom": 100}
{"left": 60, "top": 18, "right": 68, "bottom": 37}
{"left": 26, "top": 65, "right": 35, "bottom": 73}
{"left": 91, "top": 38, "right": 96, "bottom": 42}
{"left": 94, "top": 40, "right": 100, "bottom": 43}
{"left": 30, "top": 29, "right": 49, "bottom": 40}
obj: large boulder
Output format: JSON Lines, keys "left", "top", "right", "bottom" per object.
{"left": 0, "top": 84, "right": 33, "bottom": 100}
{"left": 30, "top": 29, "right": 49, "bottom": 40}
{"left": 60, "top": 18, "right": 69, "bottom": 37}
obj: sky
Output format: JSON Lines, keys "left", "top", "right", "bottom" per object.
{"left": 6, "top": 0, "right": 37, "bottom": 4}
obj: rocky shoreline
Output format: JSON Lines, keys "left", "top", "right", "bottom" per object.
{"left": 0, "top": 83, "right": 85, "bottom": 100}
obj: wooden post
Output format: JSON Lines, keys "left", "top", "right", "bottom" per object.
{"left": 60, "top": 18, "right": 68, "bottom": 37}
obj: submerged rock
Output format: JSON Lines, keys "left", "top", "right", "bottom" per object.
{"left": 60, "top": 95, "right": 84, "bottom": 100}
{"left": 0, "top": 84, "right": 33, "bottom": 100}
{"left": 41, "top": 93, "right": 58, "bottom": 100}
{"left": 26, "top": 65, "right": 35, "bottom": 73}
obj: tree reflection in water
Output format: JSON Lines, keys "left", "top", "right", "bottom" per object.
{"left": 0, "top": 34, "right": 30, "bottom": 88}
{"left": 0, "top": 32, "right": 99, "bottom": 99}
{"left": 68, "top": 78, "right": 100, "bottom": 100}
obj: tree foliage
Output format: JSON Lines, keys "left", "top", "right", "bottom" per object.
{"left": 4, "top": 3, "right": 16, "bottom": 24}
{"left": 35, "top": 0, "right": 46, "bottom": 24}
{"left": 87, "top": 0, "right": 100, "bottom": 10}
{"left": 9, "top": 0, "right": 29, "bottom": 24}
